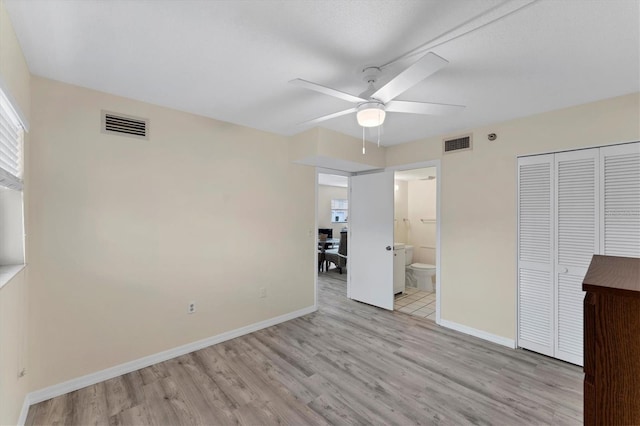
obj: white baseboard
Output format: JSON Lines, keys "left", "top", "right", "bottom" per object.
{"left": 27, "top": 305, "right": 317, "bottom": 406}
{"left": 18, "top": 394, "right": 31, "bottom": 426}
{"left": 439, "top": 319, "right": 516, "bottom": 349}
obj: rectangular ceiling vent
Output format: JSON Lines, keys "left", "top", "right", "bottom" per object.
{"left": 102, "top": 111, "right": 148, "bottom": 140}
{"left": 443, "top": 134, "right": 472, "bottom": 154}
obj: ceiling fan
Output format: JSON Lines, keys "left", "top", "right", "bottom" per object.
{"left": 290, "top": 52, "right": 465, "bottom": 129}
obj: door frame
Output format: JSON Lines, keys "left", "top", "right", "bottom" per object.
{"left": 314, "top": 168, "right": 353, "bottom": 308}
{"left": 385, "top": 160, "right": 442, "bottom": 323}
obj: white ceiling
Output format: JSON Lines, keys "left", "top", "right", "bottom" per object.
{"left": 5, "top": 0, "right": 639, "bottom": 146}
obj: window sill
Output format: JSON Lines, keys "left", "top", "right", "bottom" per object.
{"left": 0, "top": 264, "right": 26, "bottom": 290}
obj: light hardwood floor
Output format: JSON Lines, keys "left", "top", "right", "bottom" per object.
{"left": 26, "top": 272, "right": 583, "bottom": 425}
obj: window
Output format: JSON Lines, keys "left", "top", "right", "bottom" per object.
{"left": 0, "top": 84, "right": 27, "bottom": 277}
{"left": 331, "top": 199, "right": 348, "bottom": 223}
{"left": 0, "top": 87, "right": 24, "bottom": 190}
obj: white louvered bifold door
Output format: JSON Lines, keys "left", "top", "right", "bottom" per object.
{"left": 517, "top": 154, "right": 554, "bottom": 357}
{"left": 600, "top": 142, "right": 640, "bottom": 258}
{"left": 554, "top": 149, "right": 599, "bottom": 366}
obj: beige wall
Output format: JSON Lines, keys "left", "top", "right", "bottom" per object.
{"left": 386, "top": 92, "right": 640, "bottom": 340}
{"left": 317, "top": 184, "right": 348, "bottom": 238}
{"left": 0, "top": 270, "right": 27, "bottom": 425}
{"left": 0, "top": 0, "right": 29, "bottom": 120}
{"left": 316, "top": 128, "right": 385, "bottom": 168}
{"left": 0, "top": 0, "right": 30, "bottom": 423}
{"left": 407, "top": 179, "right": 436, "bottom": 265}
{"left": 26, "top": 77, "right": 316, "bottom": 390}
{"left": 393, "top": 180, "right": 408, "bottom": 243}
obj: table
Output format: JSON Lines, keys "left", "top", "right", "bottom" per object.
{"left": 318, "top": 238, "right": 340, "bottom": 250}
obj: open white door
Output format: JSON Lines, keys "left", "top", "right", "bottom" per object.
{"left": 348, "top": 171, "right": 395, "bottom": 310}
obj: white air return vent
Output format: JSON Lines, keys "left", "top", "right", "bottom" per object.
{"left": 443, "top": 134, "right": 472, "bottom": 154}
{"left": 102, "top": 111, "right": 148, "bottom": 139}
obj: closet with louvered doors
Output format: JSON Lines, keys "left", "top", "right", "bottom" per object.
{"left": 517, "top": 141, "right": 640, "bottom": 366}
{"left": 554, "top": 149, "right": 599, "bottom": 365}
{"left": 600, "top": 143, "right": 640, "bottom": 258}
{"left": 517, "top": 154, "right": 555, "bottom": 358}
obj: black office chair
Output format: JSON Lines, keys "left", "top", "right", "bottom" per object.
{"left": 318, "top": 228, "right": 333, "bottom": 239}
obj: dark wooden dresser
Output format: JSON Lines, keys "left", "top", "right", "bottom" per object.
{"left": 583, "top": 255, "right": 640, "bottom": 426}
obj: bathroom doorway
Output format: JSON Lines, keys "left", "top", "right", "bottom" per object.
{"left": 390, "top": 162, "right": 441, "bottom": 322}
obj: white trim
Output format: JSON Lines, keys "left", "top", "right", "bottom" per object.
{"left": 27, "top": 305, "right": 316, "bottom": 405}
{"left": 439, "top": 319, "right": 516, "bottom": 349}
{"left": 316, "top": 168, "right": 353, "bottom": 177}
{"left": 18, "top": 394, "right": 31, "bottom": 426}
{"left": 0, "top": 263, "right": 26, "bottom": 290}
{"left": 514, "top": 156, "right": 520, "bottom": 348}
{"left": 346, "top": 175, "right": 351, "bottom": 298}
{"left": 314, "top": 170, "right": 319, "bottom": 309}
{"left": 434, "top": 162, "right": 441, "bottom": 324}
{"left": 346, "top": 177, "right": 351, "bottom": 299}
{"left": 385, "top": 160, "right": 441, "bottom": 324}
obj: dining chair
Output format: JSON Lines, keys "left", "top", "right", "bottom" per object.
{"left": 325, "top": 231, "right": 347, "bottom": 274}
{"left": 318, "top": 234, "right": 328, "bottom": 271}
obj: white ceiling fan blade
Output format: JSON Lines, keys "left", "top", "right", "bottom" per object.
{"left": 385, "top": 100, "right": 465, "bottom": 116}
{"left": 290, "top": 79, "right": 366, "bottom": 104}
{"left": 371, "top": 52, "right": 449, "bottom": 103}
{"left": 298, "top": 107, "right": 357, "bottom": 126}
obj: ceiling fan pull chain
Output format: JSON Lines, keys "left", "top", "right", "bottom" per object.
{"left": 362, "top": 127, "right": 366, "bottom": 154}
{"left": 377, "top": 110, "right": 381, "bottom": 147}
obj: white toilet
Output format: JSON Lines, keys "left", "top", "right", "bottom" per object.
{"left": 405, "top": 245, "right": 436, "bottom": 292}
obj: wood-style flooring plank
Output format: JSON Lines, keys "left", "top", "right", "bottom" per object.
{"left": 142, "top": 375, "right": 207, "bottom": 426}
{"left": 209, "top": 341, "right": 329, "bottom": 426}
{"left": 25, "top": 271, "right": 583, "bottom": 425}
{"left": 103, "top": 375, "right": 138, "bottom": 418}
{"left": 108, "top": 404, "right": 154, "bottom": 426}
{"left": 68, "top": 383, "right": 109, "bottom": 426}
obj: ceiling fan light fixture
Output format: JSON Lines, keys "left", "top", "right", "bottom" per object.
{"left": 356, "top": 102, "right": 386, "bottom": 127}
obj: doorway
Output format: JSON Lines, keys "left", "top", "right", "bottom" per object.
{"left": 313, "top": 161, "right": 441, "bottom": 324}
{"left": 388, "top": 160, "right": 441, "bottom": 323}
{"left": 316, "top": 170, "right": 350, "bottom": 304}
{"left": 392, "top": 167, "right": 438, "bottom": 321}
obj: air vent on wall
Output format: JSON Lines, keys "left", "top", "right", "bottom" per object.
{"left": 443, "top": 134, "right": 472, "bottom": 154}
{"left": 102, "top": 111, "right": 148, "bottom": 139}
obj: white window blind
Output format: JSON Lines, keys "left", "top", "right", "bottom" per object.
{"left": 331, "top": 198, "right": 348, "bottom": 223}
{"left": 331, "top": 199, "right": 348, "bottom": 210}
{"left": 0, "top": 88, "right": 24, "bottom": 191}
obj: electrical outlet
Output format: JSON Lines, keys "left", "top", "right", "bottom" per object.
{"left": 259, "top": 287, "right": 267, "bottom": 298}
{"left": 188, "top": 301, "right": 196, "bottom": 314}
